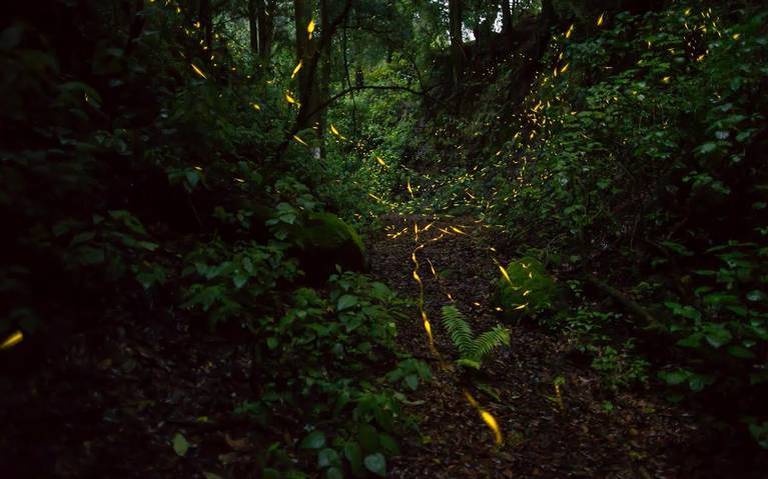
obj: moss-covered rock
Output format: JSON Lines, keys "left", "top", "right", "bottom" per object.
{"left": 497, "top": 256, "right": 558, "bottom": 319}
{"left": 295, "top": 212, "right": 367, "bottom": 283}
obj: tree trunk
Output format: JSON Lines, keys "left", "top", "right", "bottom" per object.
{"left": 537, "top": 0, "right": 556, "bottom": 56}
{"left": 257, "top": 0, "right": 275, "bottom": 66}
{"left": 200, "top": 0, "right": 213, "bottom": 52}
{"left": 500, "top": 0, "right": 511, "bottom": 34}
{"left": 318, "top": 0, "right": 331, "bottom": 158}
{"left": 247, "top": 0, "right": 258, "bottom": 54}
{"left": 448, "top": 0, "right": 464, "bottom": 88}
{"left": 293, "top": 0, "right": 320, "bottom": 134}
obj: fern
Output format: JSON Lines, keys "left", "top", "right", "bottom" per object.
{"left": 470, "top": 326, "right": 510, "bottom": 360}
{"left": 442, "top": 304, "right": 474, "bottom": 356}
{"left": 441, "top": 305, "right": 510, "bottom": 369}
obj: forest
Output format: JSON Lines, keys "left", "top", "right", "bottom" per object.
{"left": 1, "top": 0, "right": 767, "bottom": 477}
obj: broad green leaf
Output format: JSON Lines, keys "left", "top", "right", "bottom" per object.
{"left": 747, "top": 290, "right": 766, "bottom": 302}
{"left": 659, "top": 369, "right": 689, "bottom": 385}
{"left": 379, "top": 433, "right": 400, "bottom": 456}
{"left": 325, "top": 467, "right": 344, "bottom": 479}
{"left": 703, "top": 323, "right": 732, "bottom": 348}
{"left": 318, "top": 448, "right": 340, "bottom": 469}
{"left": 404, "top": 374, "right": 419, "bottom": 391}
{"left": 300, "top": 430, "right": 326, "bottom": 449}
{"left": 676, "top": 333, "right": 703, "bottom": 348}
{"left": 337, "top": 294, "right": 359, "bottom": 311}
{"left": 357, "top": 423, "right": 379, "bottom": 453}
{"left": 344, "top": 441, "right": 363, "bottom": 469}
{"left": 172, "top": 432, "right": 190, "bottom": 456}
{"left": 727, "top": 344, "right": 755, "bottom": 359}
{"left": 364, "top": 453, "right": 386, "bottom": 477}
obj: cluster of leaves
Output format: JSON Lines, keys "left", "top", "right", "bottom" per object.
{"left": 234, "top": 271, "right": 430, "bottom": 477}
{"left": 373, "top": 1, "right": 768, "bottom": 446}
{"left": 1, "top": 1, "right": 430, "bottom": 476}
{"left": 487, "top": 4, "right": 768, "bottom": 444}
{"left": 441, "top": 304, "right": 510, "bottom": 370}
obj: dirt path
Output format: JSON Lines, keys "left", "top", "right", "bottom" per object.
{"left": 369, "top": 214, "right": 702, "bottom": 478}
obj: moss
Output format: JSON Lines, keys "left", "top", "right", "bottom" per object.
{"left": 497, "top": 256, "right": 558, "bottom": 319}
{"left": 295, "top": 212, "right": 367, "bottom": 283}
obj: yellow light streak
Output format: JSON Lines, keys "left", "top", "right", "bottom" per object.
{"left": 0, "top": 330, "right": 23, "bottom": 350}
{"left": 464, "top": 391, "right": 503, "bottom": 444}
{"left": 191, "top": 63, "right": 207, "bottom": 79}
{"left": 307, "top": 19, "right": 315, "bottom": 39}
{"left": 291, "top": 60, "right": 303, "bottom": 79}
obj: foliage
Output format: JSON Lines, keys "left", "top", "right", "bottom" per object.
{"left": 497, "top": 257, "right": 559, "bottom": 318}
{"left": 441, "top": 305, "right": 510, "bottom": 370}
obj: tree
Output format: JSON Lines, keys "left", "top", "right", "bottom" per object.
{"left": 293, "top": 0, "right": 320, "bottom": 136}
{"left": 448, "top": 0, "right": 464, "bottom": 88}
{"left": 501, "top": 0, "right": 512, "bottom": 33}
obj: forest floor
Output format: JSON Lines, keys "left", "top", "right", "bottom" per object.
{"left": 369, "top": 214, "right": 714, "bottom": 478}
{"left": 1, "top": 213, "right": 757, "bottom": 478}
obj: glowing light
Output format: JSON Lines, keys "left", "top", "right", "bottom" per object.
{"left": 464, "top": 391, "right": 503, "bottom": 444}
{"left": 565, "top": 24, "right": 574, "bottom": 39}
{"left": 292, "top": 134, "right": 308, "bottom": 146}
{"left": 291, "top": 60, "right": 303, "bottom": 79}
{"left": 285, "top": 92, "right": 298, "bottom": 104}
{"left": 0, "top": 330, "right": 23, "bottom": 350}
{"left": 191, "top": 63, "right": 207, "bottom": 79}
{"left": 307, "top": 19, "right": 315, "bottom": 39}
{"left": 498, "top": 264, "right": 512, "bottom": 286}
{"left": 597, "top": 13, "right": 605, "bottom": 27}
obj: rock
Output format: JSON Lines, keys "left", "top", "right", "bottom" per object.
{"left": 294, "top": 212, "right": 368, "bottom": 283}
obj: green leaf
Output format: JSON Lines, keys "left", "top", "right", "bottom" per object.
{"left": 357, "top": 424, "right": 379, "bottom": 453}
{"left": 378, "top": 434, "right": 400, "bottom": 456}
{"left": 659, "top": 369, "right": 689, "bottom": 386}
{"left": 688, "top": 374, "right": 713, "bottom": 392}
{"left": 703, "top": 323, "right": 732, "bottom": 348}
{"left": 404, "top": 374, "right": 419, "bottom": 391}
{"left": 318, "top": 448, "right": 340, "bottom": 469}
{"left": 747, "top": 290, "right": 766, "bottom": 302}
{"left": 364, "top": 453, "right": 386, "bottom": 477}
{"left": 300, "top": 431, "right": 326, "bottom": 449}
{"left": 727, "top": 345, "right": 755, "bottom": 359}
{"left": 325, "top": 467, "right": 344, "bottom": 479}
{"left": 233, "top": 273, "right": 248, "bottom": 289}
{"left": 78, "top": 246, "right": 105, "bottom": 265}
{"left": 172, "top": 432, "right": 190, "bottom": 457}
{"left": 261, "top": 468, "right": 280, "bottom": 479}
{"left": 677, "top": 333, "right": 703, "bottom": 348}
{"left": 456, "top": 358, "right": 481, "bottom": 369}
{"left": 344, "top": 441, "right": 363, "bottom": 470}
{"left": 697, "top": 142, "right": 717, "bottom": 155}
{"left": 267, "top": 337, "right": 279, "bottom": 350}
{"left": 337, "top": 294, "right": 359, "bottom": 311}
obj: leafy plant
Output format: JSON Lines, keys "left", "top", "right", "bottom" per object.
{"left": 441, "top": 305, "right": 510, "bottom": 370}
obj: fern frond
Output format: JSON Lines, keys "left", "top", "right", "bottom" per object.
{"left": 441, "top": 305, "right": 474, "bottom": 356}
{"left": 469, "top": 325, "right": 510, "bottom": 362}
